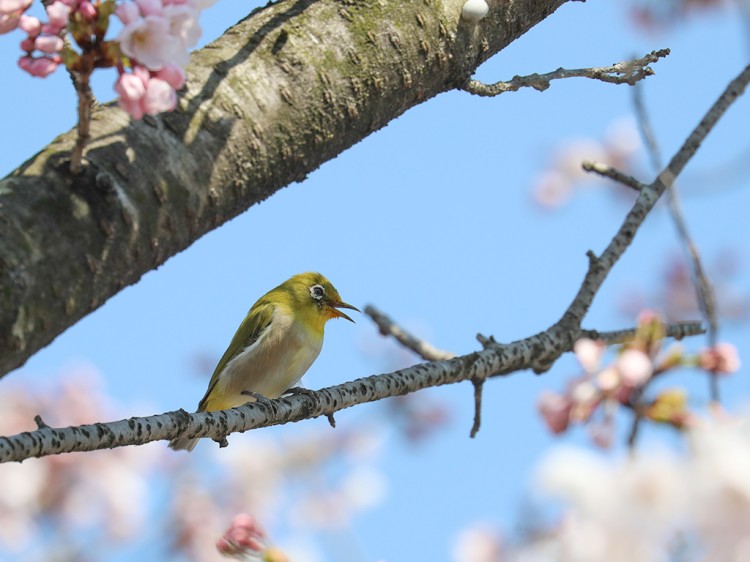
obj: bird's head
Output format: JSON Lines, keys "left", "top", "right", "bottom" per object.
{"left": 284, "top": 272, "right": 359, "bottom": 326}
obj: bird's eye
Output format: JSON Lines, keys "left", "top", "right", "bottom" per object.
{"left": 310, "top": 284, "right": 325, "bottom": 301}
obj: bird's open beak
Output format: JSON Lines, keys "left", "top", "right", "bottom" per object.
{"left": 327, "top": 300, "right": 360, "bottom": 323}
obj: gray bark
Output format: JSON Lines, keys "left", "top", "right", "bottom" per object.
{"left": 0, "top": 0, "right": 571, "bottom": 376}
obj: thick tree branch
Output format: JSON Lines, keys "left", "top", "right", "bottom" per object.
{"left": 461, "top": 49, "right": 669, "bottom": 96}
{"left": 0, "top": 0, "right": 574, "bottom": 377}
{"left": 0, "top": 318, "right": 703, "bottom": 463}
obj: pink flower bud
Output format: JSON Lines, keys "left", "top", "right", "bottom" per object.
{"left": 78, "top": 0, "right": 96, "bottom": 21}
{"left": 616, "top": 349, "right": 653, "bottom": 387}
{"left": 153, "top": 64, "right": 185, "bottom": 89}
{"left": 18, "top": 55, "right": 59, "bottom": 77}
{"left": 115, "top": 72, "right": 147, "bottom": 119}
{"left": 45, "top": 1, "right": 70, "bottom": 32}
{"left": 574, "top": 338, "right": 604, "bottom": 374}
{"left": 143, "top": 77, "right": 176, "bottom": 114}
{"left": 0, "top": 13, "right": 20, "bottom": 34}
{"left": 115, "top": 72, "right": 146, "bottom": 102}
{"left": 216, "top": 514, "right": 268, "bottom": 558}
{"left": 698, "top": 343, "right": 741, "bottom": 375}
{"left": 133, "top": 64, "right": 150, "bottom": 85}
{"left": 537, "top": 390, "right": 572, "bottom": 435}
{"left": 19, "top": 36, "right": 34, "bottom": 50}
{"left": 34, "top": 34, "right": 64, "bottom": 54}
{"left": 17, "top": 13, "right": 40, "bottom": 35}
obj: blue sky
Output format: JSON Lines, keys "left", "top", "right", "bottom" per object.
{"left": 2, "top": 2, "right": 750, "bottom": 561}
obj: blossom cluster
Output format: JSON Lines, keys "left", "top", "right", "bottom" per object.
{"left": 537, "top": 311, "right": 740, "bottom": 447}
{"left": 453, "top": 412, "right": 750, "bottom": 562}
{"left": 113, "top": 0, "right": 216, "bottom": 118}
{"left": 534, "top": 414, "right": 750, "bottom": 562}
{"left": 0, "top": 0, "right": 215, "bottom": 119}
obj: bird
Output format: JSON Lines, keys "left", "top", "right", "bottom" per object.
{"left": 169, "top": 272, "right": 358, "bottom": 452}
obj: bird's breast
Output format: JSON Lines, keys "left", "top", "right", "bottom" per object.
{"left": 213, "top": 309, "right": 324, "bottom": 407}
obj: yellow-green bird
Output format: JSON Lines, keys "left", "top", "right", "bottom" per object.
{"left": 169, "top": 272, "right": 358, "bottom": 452}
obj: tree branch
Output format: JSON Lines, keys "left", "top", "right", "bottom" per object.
{"left": 364, "top": 305, "right": 455, "bottom": 361}
{"left": 0, "top": 0, "right": 577, "bottom": 378}
{"left": 581, "top": 160, "right": 647, "bottom": 191}
{"left": 550, "top": 62, "right": 750, "bottom": 376}
{"left": 632, "top": 81, "right": 721, "bottom": 400}
{"left": 0, "top": 318, "right": 703, "bottom": 463}
{"left": 461, "top": 49, "right": 670, "bottom": 96}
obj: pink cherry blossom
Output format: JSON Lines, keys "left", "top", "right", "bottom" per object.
{"left": 185, "top": 0, "right": 217, "bottom": 8}
{"left": 0, "top": 0, "right": 32, "bottom": 13}
{"left": 45, "top": 1, "right": 70, "bottom": 33}
{"left": 0, "top": 0, "right": 31, "bottom": 35}
{"left": 142, "top": 77, "right": 176, "bottom": 114}
{"left": 114, "top": 2, "right": 139, "bottom": 25}
{"left": 34, "top": 34, "right": 64, "bottom": 54}
{"left": 538, "top": 390, "right": 572, "bottom": 434}
{"left": 18, "top": 54, "right": 60, "bottom": 77}
{"left": 135, "top": 0, "right": 164, "bottom": 17}
{"left": 118, "top": 14, "right": 179, "bottom": 70}
{"left": 153, "top": 64, "right": 185, "bottom": 89}
{"left": 19, "top": 36, "right": 33, "bottom": 50}
{"left": 164, "top": 3, "right": 200, "bottom": 50}
{"left": 215, "top": 513, "right": 268, "bottom": 558}
{"left": 698, "top": 343, "right": 741, "bottom": 375}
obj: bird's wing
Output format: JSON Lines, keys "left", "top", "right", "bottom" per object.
{"left": 197, "top": 301, "right": 274, "bottom": 411}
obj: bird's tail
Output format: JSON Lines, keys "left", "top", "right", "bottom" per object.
{"left": 168, "top": 435, "right": 200, "bottom": 452}
{"left": 168, "top": 400, "right": 206, "bottom": 452}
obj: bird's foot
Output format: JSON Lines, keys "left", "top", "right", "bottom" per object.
{"left": 241, "top": 391, "right": 279, "bottom": 416}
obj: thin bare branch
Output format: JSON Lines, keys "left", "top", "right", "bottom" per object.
{"left": 581, "top": 160, "right": 647, "bottom": 191}
{"left": 364, "top": 305, "right": 455, "bottom": 361}
{"left": 461, "top": 49, "right": 670, "bottom": 97}
{"left": 632, "top": 80, "right": 721, "bottom": 400}
{"left": 470, "top": 378, "right": 484, "bottom": 438}
{"left": 580, "top": 321, "right": 704, "bottom": 345}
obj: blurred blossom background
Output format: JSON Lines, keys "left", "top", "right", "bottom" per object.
{"left": 1, "top": 0, "right": 750, "bottom": 561}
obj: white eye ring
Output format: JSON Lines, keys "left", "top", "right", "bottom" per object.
{"left": 310, "top": 284, "right": 325, "bottom": 301}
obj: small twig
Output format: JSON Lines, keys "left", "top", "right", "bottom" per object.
{"left": 580, "top": 321, "right": 704, "bottom": 345}
{"left": 582, "top": 160, "right": 647, "bottom": 191}
{"left": 469, "top": 378, "right": 484, "bottom": 438}
{"left": 34, "top": 415, "right": 50, "bottom": 430}
{"left": 461, "top": 49, "right": 670, "bottom": 97}
{"left": 632, "top": 80, "right": 721, "bottom": 401}
{"left": 626, "top": 388, "right": 646, "bottom": 450}
{"left": 70, "top": 68, "right": 93, "bottom": 174}
{"left": 364, "top": 305, "right": 456, "bottom": 361}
